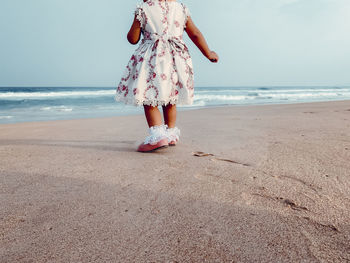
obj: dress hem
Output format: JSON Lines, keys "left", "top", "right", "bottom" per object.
{"left": 114, "top": 94, "right": 193, "bottom": 107}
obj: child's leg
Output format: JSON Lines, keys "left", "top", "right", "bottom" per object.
{"left": 138, "top": 105, "right": 168, "bottom": 151}
{"left": 162, "top": 103, "right": 177, "bottom": 128}
{"left": 143, "top": 105, "right": 163, "bottom": 128}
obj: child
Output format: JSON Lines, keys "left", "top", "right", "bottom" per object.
{"left": 115, "top": 0, "right": 218, "bottom": 152}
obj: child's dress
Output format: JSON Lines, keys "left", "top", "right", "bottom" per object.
{"left": 115, "top": 0, "right": 194, "bottom": 107}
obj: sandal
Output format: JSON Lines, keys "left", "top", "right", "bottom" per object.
{"left": 137, "top": 124, "right": 169, "bottom": 152}
{"left": 137, "top": 138, "right": 169, "bottom": 152}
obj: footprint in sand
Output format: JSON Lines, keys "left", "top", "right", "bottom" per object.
{"left": 192, "top": 151, "right": 214, "bottom": 157}
{"left": 252, "top": 192, "right": 309, "bottom": 212}
{"left": 192, "top": 151, "right": 251, "bottom": 167}
{"left": 280, "top": 198, "right": 308, "bottom": 211}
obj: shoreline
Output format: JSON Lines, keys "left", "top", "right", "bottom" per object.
{"left": 1, "top": 98, "right": 350, "bottom": 126}
{"left": 1, "top": 100, "right": 349, "bottom": 262}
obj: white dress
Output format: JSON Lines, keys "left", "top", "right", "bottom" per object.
{"left": 115, "top": 0, "right": 194, "bottom": 107}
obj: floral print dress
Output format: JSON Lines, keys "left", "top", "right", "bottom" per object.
{"left": 115, "top": 0, "right": 194, "bottom": 107}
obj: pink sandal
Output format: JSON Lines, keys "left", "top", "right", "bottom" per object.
{"left": 137, "top": 125, "right": 169, "bottom": 152}
{"left": 137, "top": 138, "right": 169, "bottom": 152}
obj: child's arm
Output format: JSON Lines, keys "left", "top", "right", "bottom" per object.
{"left": 185, "top": 17, "right": 219, "bottom": 63}
{"left": 127, "top": 16, "right": 141, "bottom": 45}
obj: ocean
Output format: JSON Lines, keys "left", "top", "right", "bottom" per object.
{"left": 0, "top": 86, "right": 349, "bottom": 124}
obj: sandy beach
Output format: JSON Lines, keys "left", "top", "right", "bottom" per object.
{"left": 0, "top": 100, "right": 349, "bottom": 262}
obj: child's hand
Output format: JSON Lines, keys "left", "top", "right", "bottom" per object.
{"left": 208, "top": 51, "right": 219, "bottom": 63}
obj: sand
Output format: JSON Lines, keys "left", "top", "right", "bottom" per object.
{"left": 0, "top": 100, "right": 349, "bottom": 262}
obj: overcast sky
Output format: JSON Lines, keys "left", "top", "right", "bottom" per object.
{"left": 0, "top": 0, "right": 349, "bottom": 87}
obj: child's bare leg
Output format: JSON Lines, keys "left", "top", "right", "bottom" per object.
{"left": 143, "top": 105, "right": 163, "bottom": 128}
{"left": 162, "top": 103, "right": 177, "bottom": 128}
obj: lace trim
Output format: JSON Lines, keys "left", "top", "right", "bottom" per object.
{"left": 166, "top": 126, "right": 181, "bottom": 142}
{"left": 135, "top": 4, "right": 145, "bottom": 28}
{"left": 115, "top": 93, "right": 192, "bottom": 107}
{"left": 181, "top": 3, "right": 191, "bottom": 29}
{"left": 144, "top": 124, "right": 168, "bottom": 145}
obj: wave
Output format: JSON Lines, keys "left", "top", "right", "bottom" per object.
{"left": 2, "top": 86, "right": 350, "bottom": 124}
{"left": 1, "top": 87, "right": 349, "bottom": 102}
{"left": 195, "top": 95, "right": 255, "bottom": 101}
{"left": 0, "top": 90, "right": 115, "bottom": 99}
{"left": 259, "top": 92, "right": 345, "bottom": 99}
{"left": 40, "top": 106, "right": 73, "bottom": 112}
{"left": 195, "top": 92, "right": 346, "bottom": 101}
{"left": 0, "top": 116, "right": 13, "bottom": 119}
{"left": 256, "top": 86, "right": 345, "bottom": 91}
{"left": 195, "top": 88, "right": 350, "bottom": 94}
{"left": 1, "top": 87, "right": 350, "bottom": 115}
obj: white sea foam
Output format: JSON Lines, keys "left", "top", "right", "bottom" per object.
{"left": 195, "top": 95, "right": 255, "bottom": 101}
{"left": 0, "top": 90, "right": 114, "bottom": 99}
{"left": 257, "top": 89, "right": 349, "bottom": 94}
{"left": 195, "top": 88, "right": 350, "bottom": 94}
{"left": 0, "top": 116, "right": 13, "bottom": 119}
{"left": 181, "top": 100, "right": 207, "bottom": 107}
{"left": 194, "top": 91, "right": 349, "bottom": 103}
{"left": 259, "top": 92, "right": 345, "bottom": 99}
{"left": 40, "top": 106, "right": 73, "bottom": 112}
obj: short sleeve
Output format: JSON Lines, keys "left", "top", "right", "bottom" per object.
{"left": 184, "top": 5, "right": 191, "bottom": 18}
{"left": 135, "top": 4, "right": 145, "bottom": 28}
{"left": 181, "top": 4, "right": 191, "bottom": 28}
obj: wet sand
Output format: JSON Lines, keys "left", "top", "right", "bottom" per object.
{"left": 0, "top": 100, "right": 350, "bottom": 262}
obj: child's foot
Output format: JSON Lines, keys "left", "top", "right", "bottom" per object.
{"left": 168, "top": 139, "right": 178, "bottom": 146}
{"left": 137, "top": 124, "right": 169, "bottom": 152}
{"left": 137, "top": 138, "right": 168, "bottom": 152}
{"left": 166, "top": 126, "right": 181, "bottom": 146}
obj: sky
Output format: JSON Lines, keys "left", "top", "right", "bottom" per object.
{"left": 0, "top": 0, "right": 349, "bottom": 87}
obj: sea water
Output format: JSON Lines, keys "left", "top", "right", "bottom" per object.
{"left": 0, "top": 86, "right": 349, "bottom": 124}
